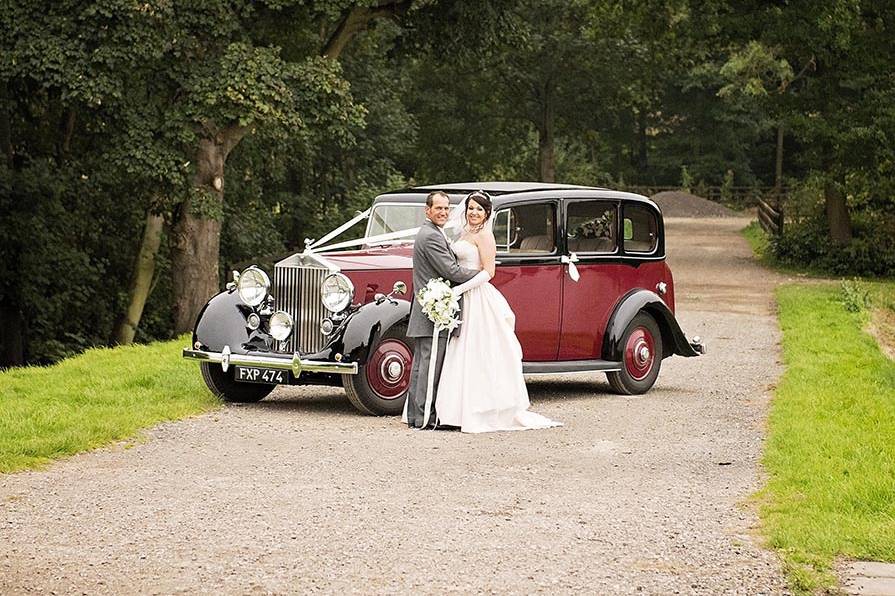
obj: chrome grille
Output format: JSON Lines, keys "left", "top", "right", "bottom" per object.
{"left": 273, "top": 262, "right": 328, "bottom": 354}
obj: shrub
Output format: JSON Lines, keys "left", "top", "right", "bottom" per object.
{"left": 771, "top": 177, "right": 895, "bottom": 277}
{"left": 839, "top": 278, "right": 871, "bottom": 312}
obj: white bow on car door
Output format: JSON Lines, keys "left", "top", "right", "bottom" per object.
{"left": 561, "top": 253, "right": 580, "bottom": 282}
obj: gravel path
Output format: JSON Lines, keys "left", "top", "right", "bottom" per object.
{"left": 0, "top": 217, "right": 788, "bottom": 594}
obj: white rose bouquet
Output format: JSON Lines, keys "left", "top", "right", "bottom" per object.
{"left": 417, "top": 278, "right": 461, "bottom": 332}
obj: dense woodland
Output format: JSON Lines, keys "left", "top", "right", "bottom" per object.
{"left": 1, "top": 0, "right": 893, "bottom": 366}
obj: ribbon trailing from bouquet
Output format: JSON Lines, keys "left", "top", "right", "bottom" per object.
{"left": 415, "top": 278, "right": 461, "bottom": 429}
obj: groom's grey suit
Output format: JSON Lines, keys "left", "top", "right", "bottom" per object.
{"left": 405, "top": 219, "right": 478, "bottom": 428}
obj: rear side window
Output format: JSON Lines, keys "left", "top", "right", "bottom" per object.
{"left": 623, "top": 204, "right": 658, "bottom": 253}
{"left": 566, "top": 201, "right": 617, "bottom": 253}
{"left": 493, "top": 203, "right": 556, "bottom": 253}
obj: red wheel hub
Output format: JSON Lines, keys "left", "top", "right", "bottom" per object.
{"left": 624, "top": 326, "right": 656, "bottom": 381}
{"left": 365, "top": 339, "right": 412, "bottom": 399}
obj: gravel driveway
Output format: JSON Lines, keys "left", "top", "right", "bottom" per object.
{"left": 0, "top": 217, "right": 788, "bottom": 594}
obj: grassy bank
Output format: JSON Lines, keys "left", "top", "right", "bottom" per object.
{"left": 760, "top": 282, "right": 895, "bottom": 592}
{"left": 0, "top": 337, "right": 218, "bottom": 473}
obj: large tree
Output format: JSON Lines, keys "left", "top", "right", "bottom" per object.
{"left": 721, "top": 0, "right": 895, "bottom": 245}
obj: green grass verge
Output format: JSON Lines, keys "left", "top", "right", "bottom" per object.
{"left": 0, "top": 337, "right": 218, "bottom": 474}
{"left": 742, "top": 220, "right": 772, "bottom": 263}
{"left": 760, "top": 283, "right": 895, "bottom": 592}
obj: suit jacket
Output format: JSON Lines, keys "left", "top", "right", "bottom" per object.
{"left": 407, "top": 220, "right": 479, "bottom": 338}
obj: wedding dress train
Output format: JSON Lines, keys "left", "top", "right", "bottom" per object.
{"left": 435, "top": 239, "right": 562, "bottom": 433}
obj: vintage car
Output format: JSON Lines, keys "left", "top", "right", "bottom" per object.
{"left": 183, "top": 182, "right": 704, "bottom": 415}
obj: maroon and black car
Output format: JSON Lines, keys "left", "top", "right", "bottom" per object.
{"left": 183, "top": 182, "right": 704, "bottom": 415}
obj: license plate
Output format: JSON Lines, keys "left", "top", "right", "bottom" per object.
{"left": 234, "top": 366, "right": 287, "bottom": 384}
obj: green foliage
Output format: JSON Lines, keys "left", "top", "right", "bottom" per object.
{"left": 720, "top": 169, "right": 734, "bottom": 203}
{"left": 771, "top": 182, "right": 895, "bottom": 277}
{"left": 741, "top": 221, "right": 772, "bottom": 264}
{"left": 0, "top": 335, "right": 217, "bottom": 473}
{"left": 840, "top": 278, "right": 872, "bottom": 313}
{"left": 761, "top": 284, "right": 895, "bottom": 592}
{"left": 0, "top": 161, "right": 148, "bottom": 363}
{"left": 2, "top": 0, "right": 893, "bottom": 365}
{"left": 680, "top": 165, "right": 693, "bottom": 192}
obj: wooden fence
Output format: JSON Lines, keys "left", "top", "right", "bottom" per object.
{"left": 757, "top": 197, "right": 784, "bottom": 236}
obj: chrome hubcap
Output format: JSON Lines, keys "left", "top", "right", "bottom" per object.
{"left": 382, "top": 356, "right": 404, "bottom": 381}
{"left": 638, "top": 345, "right": 650, "bottom": 363}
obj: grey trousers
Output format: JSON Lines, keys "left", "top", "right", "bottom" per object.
{"left": 405, "top": 333, "right": 449, "bottom": 428}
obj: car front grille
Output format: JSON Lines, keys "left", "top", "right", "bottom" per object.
{"left": 273, "top": 259, "right": 329, "bottom": 355}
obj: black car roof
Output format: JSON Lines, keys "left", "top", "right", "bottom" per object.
{"left": 375, "top": 181, "right": 659, "bottom": 210}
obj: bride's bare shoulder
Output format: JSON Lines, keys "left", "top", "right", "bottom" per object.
{"left": 469, "top": 229, "right": 496, "bottom": 250}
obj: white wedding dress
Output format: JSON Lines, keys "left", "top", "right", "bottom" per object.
{"left": 435, "top": 239, "right": 562, "bottom": 433}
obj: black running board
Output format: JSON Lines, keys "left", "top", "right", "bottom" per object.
{"left": 522, "top": 360, "right": 622, "bottom": 375}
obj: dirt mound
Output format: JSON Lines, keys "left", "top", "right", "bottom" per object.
{"left": 650, "top": 190, "right": 741, "bottom": 218}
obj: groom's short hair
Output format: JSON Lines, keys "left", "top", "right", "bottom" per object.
{"left": 426, "top": 191, "right": 450, "bottom": 207}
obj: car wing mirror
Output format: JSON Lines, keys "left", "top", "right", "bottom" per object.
{"left": 377, "top": 280, "right": 407, "bottom": 305}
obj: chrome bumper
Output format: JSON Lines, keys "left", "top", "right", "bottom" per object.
{"left": 182, "top": 347, "right": 358, "bottom": 377}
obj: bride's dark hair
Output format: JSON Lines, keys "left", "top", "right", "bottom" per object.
{"left": 464, "top": 190, "right": 492, "bottom": 231}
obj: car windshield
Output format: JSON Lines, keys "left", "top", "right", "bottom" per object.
{"left": 366, "top": 203, "right": 427, "bottom": 238}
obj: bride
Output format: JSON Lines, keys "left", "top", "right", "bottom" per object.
{"left": 435, "top": 190, "right": 562, "bottom": 433}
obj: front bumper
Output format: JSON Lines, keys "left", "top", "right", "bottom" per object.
{"left": 183, "top": 347, "right": 358, "bottom": 377}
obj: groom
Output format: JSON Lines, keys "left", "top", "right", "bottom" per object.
{"left": 405, "top": 191, "right": 478, "bottom": 429}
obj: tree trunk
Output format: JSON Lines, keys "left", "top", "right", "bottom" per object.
{"left": 0, "top": 82, "right": 12, "bottom": 166}
{"left": 171, "top": 138, "right": 228, "bottom": 335}
{"left": 0, "top": 303, "right": 24, "bottom": 368}
{"left": 636, "top": 109, "right": 648, "bottom": 174}
{"left": 774, "top": 124, "right": 784, "bottom": 194}
{"left": 112, "top": 211, "right": 164, "bottom": 345}
{"left": 824, "top": 177, "right": 852, "bottom": 245}
{"left": 537, "top": 84, "right": 556, "bottom": 183}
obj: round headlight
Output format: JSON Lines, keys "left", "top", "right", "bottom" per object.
{"left": 321, "top": 273, "right": 354, "bottom": 313}
{"left": 237, "top": 267, "right": 270, "bottom": 307}
{"left": 269, "top": 311, "right": 294, "bottom": 341}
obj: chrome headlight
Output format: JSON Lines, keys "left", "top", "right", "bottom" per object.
{"left": 321, "top": 273, "right": 354, "bottom": 313}
{"left": 269, "top": 311, "right": 294, "bottom": 341}
{"left": 237, "top": 266, "right": 270, "bottom": 307}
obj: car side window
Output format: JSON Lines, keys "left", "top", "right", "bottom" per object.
{"left": 566, "top": 201, "right": 617, "bottom": 253}
{"left": 493, "top": 203, "right": 556, "bottom": 254}
{"left": 623, "top": 204, "right": 658, "bottom": 253}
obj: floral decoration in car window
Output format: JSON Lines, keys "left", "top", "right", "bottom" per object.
{"left": 571, "top": 209, "right": 615, "bottom": 240}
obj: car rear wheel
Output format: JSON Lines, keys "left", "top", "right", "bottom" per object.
{"left": 200, "top": 362, "right": 275, "bottom": 403}
{"left": 606, "top": 312, "right": 663, "bottom": 395}
{"left": 342, "top": 323, "right": 412, "bottom": 416}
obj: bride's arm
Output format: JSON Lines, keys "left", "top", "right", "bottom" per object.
{"left": 476, "top": 232, "right": 497, "bottom": 278}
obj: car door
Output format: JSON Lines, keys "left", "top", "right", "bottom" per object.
{"left": 557, "top": 198, "right": 622, "bottom": 360}
{"left": 490, "top": 200, "right": 562, "bottom": 361}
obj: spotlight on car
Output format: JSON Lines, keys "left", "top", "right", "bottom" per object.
{"left": 269, "top": 311, "right": 294, "bottom": 341}
{"left": 246, "top": 312, "right": 261, "bottom": 330}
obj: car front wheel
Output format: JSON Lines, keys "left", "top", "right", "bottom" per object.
{"left": 606, "top": 312, "right": 663, "bottom": 395}
{"left": 200, "top": 362, "right": 275, "bottom": 403}
{"left": 342, "top": 323, "right": 412, "bottom": 416}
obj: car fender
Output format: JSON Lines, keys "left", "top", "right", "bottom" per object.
{"left": 325, "top": 298, "right": 412, "bottom": 365}
{"left": 603, "top": 289, "right": 699, "bottom": 360}
{"left": 192, "top": 290, "right": 274, "bottom": 355}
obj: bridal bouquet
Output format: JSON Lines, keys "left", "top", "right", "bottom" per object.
{"left": 417, "top": 278, "right": 461, "bottom": 332}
